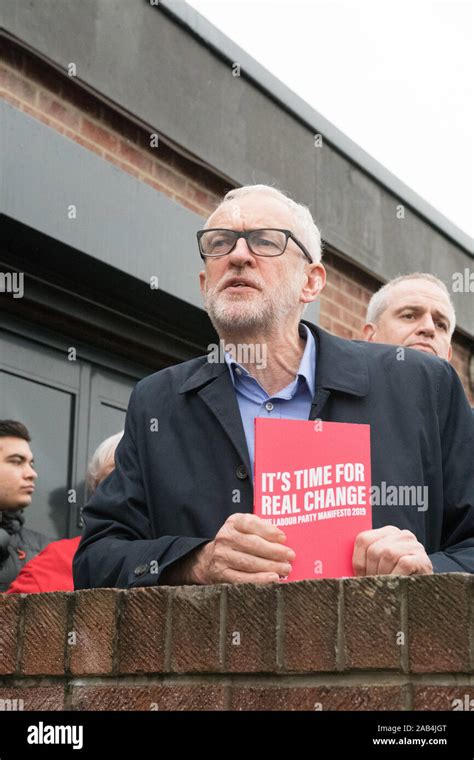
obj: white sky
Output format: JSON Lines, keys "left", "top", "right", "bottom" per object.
{"left": 186, "top": 0, "right": 474, "bottom": 239}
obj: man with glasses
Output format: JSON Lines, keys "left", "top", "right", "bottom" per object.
{"left": 74, "top": 185, "right": 474, "bottom": 589}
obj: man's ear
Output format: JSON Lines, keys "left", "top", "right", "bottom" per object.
{"left": 362, "top": 323, "right": 376, "bottom": 342}
{"left": 447, "top": 344, "right": 453, "bottom": 362}
{"left": 301, "top": 263, "right": 326, "bottom": 303}
{"left": 199, "top": 269, "right": 206, "bottom": 297}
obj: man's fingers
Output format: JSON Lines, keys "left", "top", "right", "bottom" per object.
{"left": 227, "top": 529, "right": 296, "bottom": 563}
{"left": 376, "top": 542, "right": 425, "bottom": 575}
{"left": 218, "top": 548, "right": 293, "bottom": 578}
{"left": 220, "top": 568, "right": 281, "bottom": 584}
{"left": 351, "top": 524, "right": 431, "bottom": 576}
{"left": 352, "top": 526, "right": 401, "bottom": 575}
{"left": 231, "top": 513, "right": 287, "bottom": 543}
{"left": 365, "top": 537, "right": 418, "bottom": 575}
{"left": 391, "top": 554, "right": 433, "bottom": 576}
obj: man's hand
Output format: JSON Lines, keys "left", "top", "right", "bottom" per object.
{"left": 352, "top": 526, "right": 433, "bottom": 576}
{"left": 190, "top": 513, "right": 296, "bottom": 585}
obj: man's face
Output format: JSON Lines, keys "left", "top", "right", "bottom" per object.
{"left": 199, "top": 194, "right": 325, "bottom": 336}
{"left": 363, "top": 279, "right": 453, "bottom": 360}
{"left": 0, "top": 437, "right": 37, "bottom": 510}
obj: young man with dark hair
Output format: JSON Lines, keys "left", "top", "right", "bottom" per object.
{"left": 0, "top": 419, "right": 51, "bottom": 591}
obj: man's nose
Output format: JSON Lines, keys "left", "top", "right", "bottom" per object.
{"left": 25, "top": 464, "right": 38, "bottom": 480}
{"left": 227, "top": 236, "right": 256, "bottom": 266}
{"left": 416, "top": 314, "right": 436, "bottom": 336}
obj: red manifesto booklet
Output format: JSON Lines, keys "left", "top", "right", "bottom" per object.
{"left": 253, "top": 419, "right": 372, "bottom": 581}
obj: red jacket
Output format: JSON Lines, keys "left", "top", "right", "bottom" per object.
{"left": 7, "top": 537, "right": 80, "bottom": 593}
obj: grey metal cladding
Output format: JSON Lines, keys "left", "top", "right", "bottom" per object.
{"left": 0, "top": 100, "right": 205, "bottom": 310}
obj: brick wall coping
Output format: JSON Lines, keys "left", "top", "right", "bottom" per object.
{"left": 0, "top": 574, "right": 472, "bottom": 711}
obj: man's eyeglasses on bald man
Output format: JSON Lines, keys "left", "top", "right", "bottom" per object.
{"left": 197, "top": 228, "right": 313, "bottom": 264}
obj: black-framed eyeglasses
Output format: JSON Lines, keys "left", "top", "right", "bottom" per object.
{"left": 196, "top": 228, "right": 313, "bottom": 263}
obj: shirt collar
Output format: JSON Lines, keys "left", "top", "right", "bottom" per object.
{"left": 224, "top": 322, "right": 315, "bottom": 397}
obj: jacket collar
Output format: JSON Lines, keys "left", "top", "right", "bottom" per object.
{"left": 0, "top": 509, "right": 25, "bottom": 534}
{"left": 178, "top": 322, "right": 369, "bottom": 471}
{"left": 301, "top": 320, "right": 369, "bottom": 397}
{"left": 179, "top": 321, "right": 369, "bottom": 399}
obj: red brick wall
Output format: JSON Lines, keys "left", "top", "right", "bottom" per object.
{"left": 0, "top": 575, "right": 472, "bottom": 711}
{"left": 0, "top": 40, "right": 472, "bottom": 403}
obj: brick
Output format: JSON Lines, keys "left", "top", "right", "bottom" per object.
{"left": 319, "top": 297, "right": 343, "bottom": 323}
{"left": 0, "top": 92, "right": 23, "bottom": 110}
{"left": 37, "top": 91, "right": 80, "bottom": 128}
{"left": 0, "top": 65, "right": 37, "bottom": 104}
{"left": 187, "top": 184, "right": 215, "bottom": 209}
{"left": 105, "top": 152, "right": 143, "bottom": 178}
{"left": 280, "top": 580, "right": 338, "bottom": 672}
{"left": 67, "top": 132, "right": 104, "bottom": 158}
{"left": 339, "top": 305, "right": 364, "bottom": 332}
{"left": 81, "top": 117, "right": 118, "bottom": 152}
{"left": 230, "top": 686, "right": 319, "bottom": 711}
{"left": 71, "top": 684, "right": 226, "bottom": 711}
{"left": 230, "top": 686, "right": 404, "bottom": 711}
{"left": 323, "top": 269, "right": 343, "bottom": 289}
{"left": 323, "top": 283, "right": 367, "bottom": 319}
{"left": 0, "top": 594, "right": 21, "bottom": 674}
{"left": 320, "top": 281, "right": 342, "bottom": 300}
{"left": 413, "top": 687, "right": 474, "bottom": 711}
{"left": 170, "top": 586, "right": 221, "bottom": 673}
{"left": 224, "top": 584, "right": 277, "bottom": 672}
{"left": 339, "top": 278, "right": 371, "bottom": 303}
{"left": 344, "top": 576, "right": 401, "bottom": 670}
{"left": 325, "top": 280, "right": 365, "bottom": 309}
{"left": 176, "top": 197, "right": 208, "bottom": 217}
{"left": 151, "top": 162, "right": 187, "bottom": 195}
{"left": 21, "top": 592, "right": 69, "bottom": 675}
{"left": 118, "top": 139, "right": 153, "bottom": 173}
{"left": 146, "top": 177, "right": 175, "bottom": 199}
{"left": 187, "top": 183, "right": 218, "bottom": 213}
{"left": 331, "top": 320, "right": 354, "bottom": 340}
{"left": 318, "top": 315, "right": 333, "bottom": 332}
{"left": 407, "top": 575, "right": 471, "bottom": 673}
{"left": 69, "top": 589, "right": 120, "bottom": 675}
{"left": 19, "top": 104, "right": 55, "bottom": 129}
{"left": 117, "top": 587, "right": 169, "bottom": 673}
{"left": 0, "top": 686, "right": 65, "bottom": 711}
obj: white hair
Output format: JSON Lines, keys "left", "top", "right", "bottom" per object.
{"left": 206, "top": 184, "right": 323, "bottom": 264}
{"left": 87, "top": 431, "right": 124, "bottom": 493}
{"left": 366, "top": 273, "right": 456, "bottom": 336}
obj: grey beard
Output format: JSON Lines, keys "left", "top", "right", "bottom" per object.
{"left": 204, "top": 290, "right": 298, "bottom": 339}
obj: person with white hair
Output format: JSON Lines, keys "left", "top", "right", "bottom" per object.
{"left": 362, "top": 273, "right": 455, "bottom": 361}
{"left": 7, "top": 431, "right": 123, "bottom": 594}
{"left": 74, "top": 185, "right": 474, "bottom": 588}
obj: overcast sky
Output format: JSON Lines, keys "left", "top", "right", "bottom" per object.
{"left": 186, "top": 0, "right": 474, "bottom": 240}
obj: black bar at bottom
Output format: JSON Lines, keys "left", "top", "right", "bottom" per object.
{"left": 0, "top": 710, "right": 472, "bottom": 756}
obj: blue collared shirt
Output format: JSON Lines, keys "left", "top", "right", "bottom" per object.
{"left": 225, "top": 323, "right": 316, "bottom": 481}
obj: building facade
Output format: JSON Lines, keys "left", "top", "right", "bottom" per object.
{"left": 1, "top": 0, "right": 473, "bottom": 540}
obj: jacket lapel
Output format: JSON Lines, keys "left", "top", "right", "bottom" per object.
{"left": 178, "top": 321, "right": 369, "bottom": 466}
{"left": 302, "top": 320, "right": 369, "bottom": 418}
{"left": 178, "top": 359, "right": 252, "bottom": 473}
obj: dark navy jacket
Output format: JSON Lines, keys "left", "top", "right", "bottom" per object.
{"left": 73, "top": 321, "right": 474, "bottom": 589}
